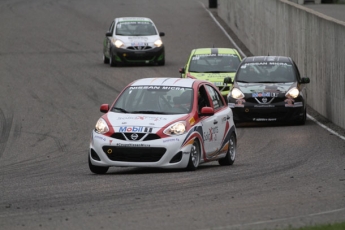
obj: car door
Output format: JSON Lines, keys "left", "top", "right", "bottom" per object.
{"left": 205, "top": 84, "right": 229, "bottom": 157}
{"left": 197, "top": 84, "right": 218, "bottom": 158}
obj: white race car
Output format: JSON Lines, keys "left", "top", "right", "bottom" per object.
{"left": 89, "top": 78, "right": 237, "bottom": 174}
{"left": 103, "top": 17, "right": 165, "bottom": 66}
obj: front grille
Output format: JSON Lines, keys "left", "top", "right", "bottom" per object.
{"left": 143, "top": 134, "right": 160, "bottom": 141}
{"left": 127, "top": 46, "right": 152, "bottom": 50}
{"left": 246, "top": 97, "right": 284, "bottom": 104}
{"left": 110, "top": 133, "right": 161, "bottom": 141}
{"left": 102, "top": 146, "right": 166, "bottom": 162}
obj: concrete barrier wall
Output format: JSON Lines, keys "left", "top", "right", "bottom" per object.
{"left": 218, "top": 0, "right": 345, "bottom": 129}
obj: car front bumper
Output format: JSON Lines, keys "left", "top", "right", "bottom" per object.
{"left": 228, "top": 101, "right": 305, "bottom": 123}
{"left": 110, "top": 46, "right": 164, "bottom": 64}
{"left": 89, "top": 130, "right": 192, "bottom": 169}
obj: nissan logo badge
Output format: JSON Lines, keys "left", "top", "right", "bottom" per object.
{"left": 131, "top": 133, "right": 139, "bottom": 140}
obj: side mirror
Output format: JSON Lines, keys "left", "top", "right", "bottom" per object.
{"left": 224, "top": 77, "right": 233, "bottom": 84}
{"left": 200, "top": 107, "right": 214, "bottom": 116}
{"left": 179, "top": 67, "right": 185, "bottom": 74}
{"left": 159, "top": 32, "right": 165, "bottom": 37}
{"left": 100, "top": 104, "right": 110, "bottom": 113}
{"left": 301, "top": 77, "right": 310, "bottom": 84}
{"left": 105, "top": 32, "right": 112, "bottom": 37}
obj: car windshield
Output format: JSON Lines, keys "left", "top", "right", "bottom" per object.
{"left": 188, "top": 54, "right": 240, "bottom": 73}
{"left": 112, "top": 86, "right": 194, "bottom": 114}
{"left": 236, "top": 62, "right": 296, "bottom": 83}
{"left": 115, "top": 21, "right": 157, "bottom": 36}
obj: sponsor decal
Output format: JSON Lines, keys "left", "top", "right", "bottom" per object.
{"left": 109, "top": 140, "right": 113, "bottom": 145}
{"left": 94, "top": 136, "right": 106, "bottom": 141}
{"left": 116, "top": 143, "right": 150, "bottom": 147}
{"left": 228, "top": 103, "right": 235, "bottom": 108}
{"left": 119, "top": 126, "right": 144, "bottom": 132}
{"left": 284, "top": 97, "right": 295, "bottom": 107}
{"left": 252, "top": 92, "right": 271, "bottom": 97}
{"left": 119, "top": 126, "right": 153, "bottom": 133}
{"left": 253, "top": 118, "right": 277, "bottom": 121}
{"left": 241, "top": 62, "right": 290, "bottom": 67}
{"left": 204, "top": 126, "right": 219, "bottom": 142}
{"left": 129, "top": 86, "right": 187, "bottom": 91}
{"left": 213, "top": 82, "right": 224, "bottom": 86}
{"left": 235, "top": 99, "right": 245, "bottom": 107}
{"left": 189, "top": 117, "right": 195, "bottom": 126}
{"left": 163, "top": 138, "right": 180, "bottom": 143}
{"left": 128, "top": 36, "right": 149, "bottom": 41}
{"left": 117, "top": 116, "right": 167, "bottom": 121}
{"left": 254, "top": 105, "right": 275, "bottom": 107}
{"left": 131, "top": 42, "right": 148, "bottom": 46}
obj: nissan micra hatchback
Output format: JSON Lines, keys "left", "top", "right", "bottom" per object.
{"left": 103, "top": 17, "right": 165, "bottom": 66}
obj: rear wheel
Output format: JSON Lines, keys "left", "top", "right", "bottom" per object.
{"left": 219, "top": 132, "right": 236, "bottom": 166}
{"left": 186, "top": 139, "right": 200, "bottom": 171}
{"left": 88, "top": 155, "right": 109, "bottom": 174}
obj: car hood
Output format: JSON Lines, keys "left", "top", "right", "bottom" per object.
{"left": 116, "top": 35, "right": 161, "bottom": 46}
{"left": 106, "top": 112, "right": 186, "bottom": 131}
{"left": 236, "top": 82, "right": 296, "bottom": 94}
{"left": 188, "top": 72, "right": 235, "bottom": 82}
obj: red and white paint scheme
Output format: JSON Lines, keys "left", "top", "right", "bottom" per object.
{"left": 89, "top": 78, "right": 237, "bottom": 174}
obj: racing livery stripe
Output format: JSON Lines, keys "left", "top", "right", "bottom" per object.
{"left": 172, "top": 78, "right": 184, "bottom": 84}
{"left": 211, "top": 48, "right": 218, "bottom": 55}
{"left": 222, "top": 120, "right": 230, "bottom": 143}
{"left": 150, "top": 78, "right": 159, "bottom": 84}
{"left": 161, "top": 78, "right": 170, "bottom": 84}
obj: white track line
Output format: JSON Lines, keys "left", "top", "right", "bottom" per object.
{"left": 200, "top": 1, "right": 345, "bottom": 141}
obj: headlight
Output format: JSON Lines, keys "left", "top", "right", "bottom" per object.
{"left": 230, "top": 88, "right": 244, "bottom": 99}
{"left": 154, "top": 39, "right": 163, "bottom": 47}
{"left": 111, "top": 39, "right": 124, "bottom": 48}
{"left": 286, "top": 87, "right": 299, "bottom": 98}
{"left": 163, "top": 121, "right": 186, "bottom": 135}
{"left": 95, "top": 118, "right": 109, "bottom": 134}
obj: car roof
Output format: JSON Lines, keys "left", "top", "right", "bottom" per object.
{"left": 191, "top": 48, "right": 240, "bottom": 56}
{"left": 130, "top": 78, "right": 201, "bottom": 88}
{"left": 242, "top": 56, "right": 293, "bottom": 63}
{"left": 115, "top": 17, "right": 153, "bottom": 23}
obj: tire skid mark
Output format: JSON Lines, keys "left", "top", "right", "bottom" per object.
{"left": 21, "top": 131, "right": 67, "bottom": 153}
{"left": 0, "top": 108, "right": 13, "bottom": 159}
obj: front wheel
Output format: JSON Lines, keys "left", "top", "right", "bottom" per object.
{"left": 157, "top": 58, "right": 165, "bottom": 66}
{"left": 109, "top": 52, "right": 117, "bottom": 67}
{"left": 186, "top": 139, "right": 201, "bottom": 171}
{"left": 103, "top": 54, "right": 109, "bottom": 64}
{"left": 89, "top": 155, "right": 109, "bottom": 174}
{"left": 295, "top": 108, "right": 307, "bottom": 125}
{"left": 219, "top": 132, "right": 236, "bottom": 166}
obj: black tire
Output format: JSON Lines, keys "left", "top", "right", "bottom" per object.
{"left": 186, "top": 139, "right": 200, "bottom": 171}
{"left": 103, "top": 54, "right": 109, "bottom": 64}
{"left": 296, "top": 108, "right": 307, "bottom": 125}
{"left": 89, "top": 155, "right": 109, "bottom": 174}
{"left": 157, "top": 58, "right": 165, "bottom": 66}
{"left": 109, "top": 52, "right": 116, "bottom": 67}
{"left": 219, "top": 132, "right": 236, "bottom": 166}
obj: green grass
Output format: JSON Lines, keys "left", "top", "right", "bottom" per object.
{"left": 286, "top": 222, "right": 345, "bottom": 230}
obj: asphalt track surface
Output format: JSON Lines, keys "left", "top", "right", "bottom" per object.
{"left": 0, "top": 0, "right": 344, "bottom": 230}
